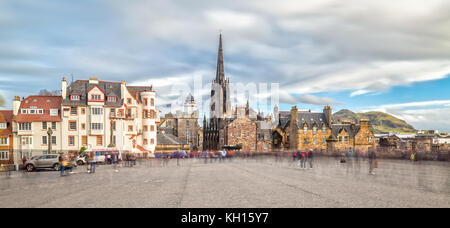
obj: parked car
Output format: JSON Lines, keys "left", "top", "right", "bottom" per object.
{"left": 24, "top": 154, "right": 61, "bottom": 172}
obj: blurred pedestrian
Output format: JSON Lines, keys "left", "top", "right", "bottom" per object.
{"left": 60, "top": 154, "right": 66, "bottom": 176}
{"left": 89, "top": 151, "right": 96, "bottom": 173}
{"left": 410, "top": 152, "right": 416, "bottom": 162}
{"left": 292, "top": 150, "right": 296, "bottom": 161}
{"left": 369, "top": 150, "right": 377, "bottom": 175}
{"left": 307, "top": 149, "right": 313, "bottom": 169}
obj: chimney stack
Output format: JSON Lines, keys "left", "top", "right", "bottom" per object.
{"left": 61, "top": 77, "right": 67, "bottom": 100}
{"left": 13, "top": 96, "right": 21, "bottom": 116}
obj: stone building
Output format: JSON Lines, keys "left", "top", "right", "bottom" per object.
{"left": 158, "top": 94, "right": 201, "bottom": 150}
{"left": 273, "top": 105, "right": 376, "bottom": 154}
{"left": 203, "top": 33, "right": 233, "bottom": 151}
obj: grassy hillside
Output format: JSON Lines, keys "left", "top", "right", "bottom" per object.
{"left": 333, "top": 109, "right": 417, "bottom": 134}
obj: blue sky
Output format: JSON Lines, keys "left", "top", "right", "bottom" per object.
{"left": 0, "top": 0, "right": 449, "bottom": 131}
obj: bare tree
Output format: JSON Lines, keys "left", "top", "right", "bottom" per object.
{"left": 39, "top": 89, "right": 61, "bottom": 96}
{"left": 0, "top": 94, "right": 4, "bottom": 107}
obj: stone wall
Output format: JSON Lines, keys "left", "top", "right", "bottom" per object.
{"left": 226, "top": 117, "right": 257, "bottom": 152}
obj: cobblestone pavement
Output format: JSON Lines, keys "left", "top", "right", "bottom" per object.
{"left": 0, "top": 157, "right": 449, "bottom": 208}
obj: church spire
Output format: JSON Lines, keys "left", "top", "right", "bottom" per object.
{"left": 215, "top": 33, "right": 225, "bottom": 84}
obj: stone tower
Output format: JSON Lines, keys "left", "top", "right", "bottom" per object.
{"left": 210, "top": 33, "right": 231, "bottom": 119}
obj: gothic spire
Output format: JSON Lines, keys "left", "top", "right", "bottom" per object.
{"left": 215, "top": 33, "right": 225, "bottom": 84}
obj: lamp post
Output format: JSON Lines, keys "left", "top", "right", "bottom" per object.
{"left": 47, "top": 127, "right": 53, "bottom": 154}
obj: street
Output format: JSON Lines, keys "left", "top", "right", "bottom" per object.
{"left": 0, "top": 157, "right": 449, "bottom": 208}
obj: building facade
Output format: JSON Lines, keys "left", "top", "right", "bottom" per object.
{"left": 12, "top": 95, "right": 63, "bottom": 160}
{"left": 0, "top": 110, "right": 14, "bottom": 165}
{"left": 61, "top": 77, "right": 158, "bottom": 156}
{"left": 273, "top": 105, "right": 376, "bottom": 154}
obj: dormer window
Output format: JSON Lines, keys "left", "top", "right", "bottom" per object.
{"left": 322, "top": 126, "right": 327, "bottom": 134}
{"left": 37, "top": 109, "right": 43, "bottom": 114}
{"left": 50, "top": 109, "right": 58, "bottom": 116}
{"left": 304, "top": 126, "right": 308, "bottom": 134}
{"left": 0, "top": 123, "right": 6, "bottom": 129}
{"left": 21, "top": 109, "right": 27, "bottom": 114}
{"left": 107, "top": 96, "right": 117, "bottom": 102}
{"left": 313, "top": 126, "right": 317, "bottom": 135}
{"left": 70, "top": 95, "right": 80, "bottom": 101}
{"left": 91, "top": 94, "right": 101, "bottom": 101}
{"left": 29, "top": 109, "right": 35, "bottom": 114}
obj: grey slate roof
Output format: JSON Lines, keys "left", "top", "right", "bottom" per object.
{"left": 127, "top": 86, "right": 153, "bottom": 103}
{"left": 331, "top": 124, "right": 360, "bottom": 137}
{"left": 278, "top": 111, "right": 331, "bottom": 129}
{"left": 63, "top": 80, "right": 123, "bottom": 107}
{"left": 157, "top": 133, "right": 187, "bottom": 145}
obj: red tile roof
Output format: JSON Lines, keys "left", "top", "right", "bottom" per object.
{"left": 0, "top": 110, "right": 13, "bottom": 136}
{"left": 13, "top": 95, "right": 62, "bottom": 123}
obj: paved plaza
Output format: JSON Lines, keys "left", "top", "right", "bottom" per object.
{"left": 0, "top": 156, "right": 449, "bottom": 208}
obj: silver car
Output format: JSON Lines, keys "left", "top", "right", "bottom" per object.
{"left": 24, "top": 154, "right": 61, "bottom": 172}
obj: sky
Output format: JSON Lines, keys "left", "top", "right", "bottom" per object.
{"left": 0, "top": 0, "right": 449, "bottom": 131}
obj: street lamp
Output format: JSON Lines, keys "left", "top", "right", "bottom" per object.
{"left": 47, "top": 127, "right": 53, "bottom": 154}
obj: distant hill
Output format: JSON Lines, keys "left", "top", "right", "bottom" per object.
{"left": 333, "top": 109, "right": 417, "bottom": 134}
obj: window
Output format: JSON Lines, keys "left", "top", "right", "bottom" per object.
{"left": 81, "top": 108, "right": 86, "bottom": 115}
{"left": 69, "top": 121, "right": 77, "bottom": 131}
{"left": 21, "top": 109, "right": 27, "bottom": 114}
{"left": 0, "top": 123, "right": 6, "bottom": 129}
{"left": 50, "top": 109, "right": 58, "bottom": 116}
{"left": 19, "top": 123, "right": 32, "bottom": 131}
{"left": 128, "top": 125, "right": 133, "bottom": 132}
{"left": 112, "top": 136, "right": 116, "bottom": 145}
{"left": 144, "top": 98, "right": 148, "bottom": 106}
{"left": 143, "top": 110, "right": 148, "bottom": 118}
{"left": 29, "top": 109, "right": 35, "bottom": 114}
{"left": 52, "top": 122, "right": 56, "bottom": 130}
{"left": 150, "top": 98, "right": 154, "bottom": 106}
{"left": 238, "top": 131, "right": 241, "bottom": 138}
{"left": 70, "top": 95, "right": 80, "bottom": 101}
{"left": 368, "top": 136, "right": 372, "bottom": 143}
{"left": 150, "top": 139, "right": 155, "bottom": 145}
{"left": 91, "top": 107, "right": 103, "bottom": 115}
{"left": 82, "top": 136, "right": 88, "bottom": 146}
{"left": 322, "top": 127, "right": 326, "bottom": 134}
{"left": 344, "top": 136, "right": 348, "bottom": 143}
{"left": 68, "top": 136, "right": 75, "bottom": 146}
{"left": 107, "top": 96, "right": 117, "bottom": 102}
{"left": 127, "top": 98, "right": 132, "bottom": 104}
{"left": 252, "top": 144, "right": 255, "bottom": 149}
{"left": 247, "top": 132, "right": 250, "bottom": 137}
{"left": 37, "top": 109, "right": 43, "bottom": 114}
{"left": 304, "top": 126, "right": 308, "bottom": 134}
{"left": 0, "top": 151, "right": 9, "bottom": 160}
{"left": 313, "top": 127, "right": 317, "bottom": 135}
{"left": 81, "top": 123, "right": 86, "bottom": 130}
{"left": 339, "top": 136, "right": 342, "bottom": 142}
{"left": 313, "top": 138, "right": 317, "bottom": 145}
{"left": 0, "top": 137, "right": 8, "bottom": 145}
{"left": 304, "top": 138, "right": 307, "bottom": 144}
{"left": 91, "top": 123, "right": 103, "bottom": 130}
{"left": 186, "top": 120, "right": 189, "bottom": 127}
{"left": 42, "top": 136, "right": 47, "bottom": 145}
{"left": 96, "top": 136, "right": 103, "bottom": 146}
{"left": 264, "top": 143, "right": 268, "bottom": 150}
{"left": 111, "top": 121, "right": 116, "bottom": 131}
{"left": 42, "top": 122, "right": 47, "bottom": 130}
{"left": 143, "top": 139, "right": 148, "bottom": 145}
{"left": 91, "top": 94, "right": 101, "bottom": 101}
{"left": 143, "top": 125, "right": 148, "bottom": 132}
{"left": 150, "top": 125, "right": 155, "bottom": 132}
{"left": 70, "top": 107, "right": 77, "bottom": 115}
{"left": 52, "top": 136, "right": 56, "bottom": 145}
{"left": 21, "top": 136, "right": 33, "bottom": 145}
{"left": 322, "top": 137, "right": 326, "bottom": 145}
